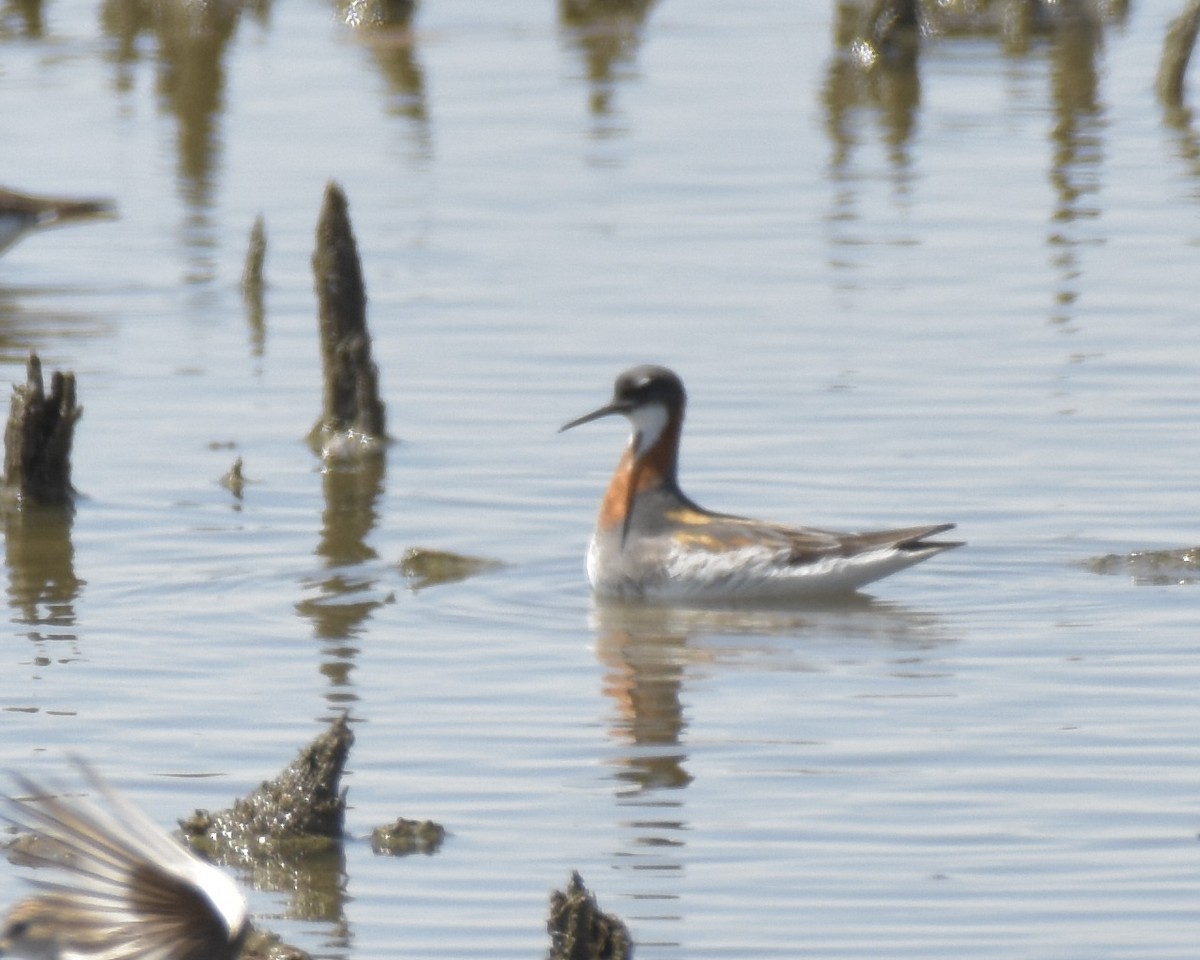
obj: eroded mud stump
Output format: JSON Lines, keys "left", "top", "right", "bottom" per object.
{"left": 370, "top": 816, "right": 445, "bottom": 856}
{"left": 220, "top": 456, "right": 246, "bottom": 499}
{"left": 1088, "top": 547, "right": 1200, "bottom": 584}
{"left": 179, "top": 717, "right": 354, "bottom": 925}
{"left": 181, "top": 715, "right": 353, "bottom": 857}
{"left": 2, "top": 353, "right": 81, "bottom": 506}
{"left": 310, "top": 181, "right": 387, "bottom": 457}
{"left": 546, "top": 872, "right": 632, "bottom": 960}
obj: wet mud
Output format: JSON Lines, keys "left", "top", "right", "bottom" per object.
{"left": 1086, "top": 547, "right": 1200, "bottom": 585}
{"left": 369, "top": 816, "right": 445, "bottom": 856}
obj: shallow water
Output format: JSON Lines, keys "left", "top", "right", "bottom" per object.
{"left": 2, "top": 0, "right": 1200, "bottom": 957}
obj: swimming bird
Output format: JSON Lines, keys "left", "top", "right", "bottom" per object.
{"left": 0, "top": 188, "right": 116, "bottom": 257}
{"left": 0, "top": 763, "right": 249, "bottom": 960}
{"left": 560, "top": 365, "right": 962, "bottom": 602}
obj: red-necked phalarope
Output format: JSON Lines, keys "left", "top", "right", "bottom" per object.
{"left": 560, "top": 365, "right": 963, "bottom": 602}
{"left": 1, "top": 763, "right": 249, "bottom": 960}
{"left": 0, "top": 188, "right": 115, "bottom": 257}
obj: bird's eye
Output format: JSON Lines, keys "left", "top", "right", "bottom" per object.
{"left": 7, "top": 919, "right": 29, "bottom": 937}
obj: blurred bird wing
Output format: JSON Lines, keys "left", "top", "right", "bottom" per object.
{"left": 666, "top": 508, "right": 959, "bottom": 564}
{"left": 4, "top": 764, "right": 247, "bottom": 960}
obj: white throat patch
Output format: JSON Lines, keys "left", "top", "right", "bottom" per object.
{"left": 630, "top": 402, "right": 669, "bottom": 457}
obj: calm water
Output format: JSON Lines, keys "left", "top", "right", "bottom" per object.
{"left": 2, "top": 0, "right": 1200, "bottom": 957}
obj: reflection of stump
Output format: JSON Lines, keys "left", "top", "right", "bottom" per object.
{"left": 242, "top": 214, "right": 267, "bottom": 295}
{"left": 337, "top": 0, "right": 415, "bottom": 27}
{"left": 1159, "top": 0, "right": 1200, "bottom": 106}
{"left": 242, "top": 215, "right": 267, "bottom": 356}
{"left": 310, "top": 181, "right": 387, "bottom": 456}
{"left": 3, "top": 353, "right": 82, "bottom": 505}
{"left": 4, "top": 504, "right": 82, "bottom": 625}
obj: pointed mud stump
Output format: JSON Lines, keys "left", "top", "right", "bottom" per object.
{"left": 310, "top": 181, "right": 387, "bottom": 457}
{"left": 180, "top": 715, "right": 353, "bottom": 858}
{"left": 220, "top": 456, "right": 246, "bottom": 498}
{"left": 546, "top": 872, "right": 632, "bottom": 960}
{"left": 369, "top": 816, "right": 445, "bottom": 856}
{"left": 2, "top": 353, "right": 82, "bottom": 506}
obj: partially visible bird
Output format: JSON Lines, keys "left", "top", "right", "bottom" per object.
{"left": 0, "top": 763, "right": 248, "bottom": 960}
{"left": 0, "top": 188, "right": 116, "bottom": 257}
{"left": 560, "top": 364, "right": 963, "bottom": 602}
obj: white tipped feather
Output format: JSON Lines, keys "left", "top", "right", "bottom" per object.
{"left": 1, "top": 764, "right": 248, "bottom": 960}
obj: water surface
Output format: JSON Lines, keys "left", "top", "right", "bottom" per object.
{"left": 2, "top": 1, "right": 1199, "bottom": 957}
